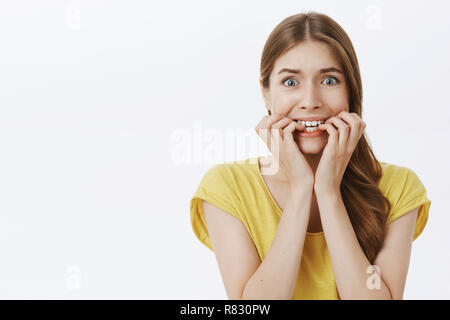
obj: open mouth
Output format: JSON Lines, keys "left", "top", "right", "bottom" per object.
{"left": 294, "top": 119, "right": 327, "bottom": 132}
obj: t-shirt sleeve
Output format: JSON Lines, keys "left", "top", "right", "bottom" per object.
{"left": 190, "top": 164, "right": 243, "bottom": 251}
{"left": 386, "top": 166, "right": 431, "bottom": 241}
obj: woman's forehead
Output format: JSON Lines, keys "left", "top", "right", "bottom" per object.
{"left": 274, "top": 42, "right": 340, "bottom": 72}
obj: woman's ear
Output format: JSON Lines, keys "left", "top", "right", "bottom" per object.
{"left": 260, "top": 79, "right": 271, "bottom": 113}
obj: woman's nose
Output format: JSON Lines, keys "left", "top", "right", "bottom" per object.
{"left": 297, "top": 83, "right": 322, "bottom": 110}
{"left": 300, "top": 104, "right": 321, "bottom": 110}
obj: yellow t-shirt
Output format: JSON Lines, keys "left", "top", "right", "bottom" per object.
{"left": 190, "top": 156, "right": 431, "bottom": 300}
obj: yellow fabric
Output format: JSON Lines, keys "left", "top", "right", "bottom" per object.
{"left": 190, "top": 156, "right": 431, "bottom": 300}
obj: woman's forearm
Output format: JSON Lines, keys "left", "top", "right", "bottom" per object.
{"left": 242, "top": 187, "right": 313, "bottom": 300}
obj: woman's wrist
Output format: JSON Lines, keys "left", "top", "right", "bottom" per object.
{"left": 288, "top": 182, "right": 314, "bottom": 198}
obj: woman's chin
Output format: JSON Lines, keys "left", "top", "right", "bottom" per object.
{"left": 293, "top": 133, "right": 327, "bottom": 154}
{"left": 296, "top": 141, "right": 326, "bottom": 154}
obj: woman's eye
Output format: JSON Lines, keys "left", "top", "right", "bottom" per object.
{"left": 322, "top": 76, "right": 340, "bottom": 86}
{"left": 282, "top": 78, "right": 297, "bottom": 87}
{"left": 282, "top": 76, "right": 340, "bottom": 87}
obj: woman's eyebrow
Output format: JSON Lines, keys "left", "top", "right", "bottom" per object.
{"left": 277, "top": 67, "right": 343, "bottom": 75}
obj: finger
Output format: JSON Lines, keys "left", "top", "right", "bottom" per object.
{"left": 337, "top": 111, "right": 360, "bottom": 130}
{"left": 255, "top": 114, "right": 284, "bottom": 150}
{"left": 337, "top": 111, "right": 366, "bottom": 151}
{"left": 271, "top": 117, "right": 292, "bottom": 140}
{"left": 255, "top": 114, "right": 283, "bottom": 134}
{"left": 271, "top": 117, "right": 292, "bottom": 129}
{"left": 262, "top": 114, "right": 285, "bottom": 129}
{"left": 264, "top": 114, "right": 286, "bottom": 142}
{"left": 273, "top": 117, "right": 306, "bottom": 137}
{"left": 324, "top": 117, "right": 347, "bottom": 150}
{"left": 345, "top": 112, "right": 366, "bottom": 131}
{"left": 348, "top": 112, "right": 366, "bottom": 131}
{"left": 317, "top": 123, "right": 338, "bottom": 154}
{"left": 283, "top": 120, "right": 303, "bottom": 144}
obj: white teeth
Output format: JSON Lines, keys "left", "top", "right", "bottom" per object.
{"left": 295, "top": 119, "right": 325, "bottom": 127}
{"left": 305, "top": 127, "right": 318, "bottom": 132}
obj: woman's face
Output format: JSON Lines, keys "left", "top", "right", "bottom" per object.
{"left": 261, "top": 40, "right": 349, "bottom": 154}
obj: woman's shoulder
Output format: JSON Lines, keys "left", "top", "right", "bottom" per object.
{"left": 378, "top": 161, "right": 429, "bottom": 203}
{"left": 378, "top": 161, "right": 418, "bottom": 184}
{"left": 378, "top": 161, "right": 431, "bottom": 240}
{"left": 379, "top": 161, "right": 408, "bottom": 173}
{"left": 197, "top": 157, "right": 260, "bottom": 189}
{"left": 205, "top": 157, "right": 260, "bottom": 176}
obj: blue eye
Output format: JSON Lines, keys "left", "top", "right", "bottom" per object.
{"left": 282, "top": 76, "right": 341, "bottom": 87}
{"left": 322, "top": 77, "right": 340, "bottom": 85}
{"left": 282, "top": 78, "right": 298, "bottom": 87}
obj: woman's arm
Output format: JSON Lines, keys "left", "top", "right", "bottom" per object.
{"left": 315, "top": 190, "right": 417, "bottom": 299}
{"left": 203, "top": 186, "right": 313, "bottom": 300}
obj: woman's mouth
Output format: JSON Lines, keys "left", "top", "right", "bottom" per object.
{"left": 296, "top": 129, "right": 325, "bottom": 137}
{"left": 294, "top": 119, "right": 327, "bottom": 134}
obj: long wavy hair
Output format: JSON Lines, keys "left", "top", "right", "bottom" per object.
{"left": 260, "top": 11, "right": 391, "bottom": 264}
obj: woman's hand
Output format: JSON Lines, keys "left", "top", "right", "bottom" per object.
{"left": 314, "top": 111, "right": 366, "bottom": 194}
{"left": 255, "top": 113, "right": 314, "bottom": 191}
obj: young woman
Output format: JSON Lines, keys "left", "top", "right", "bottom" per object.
{"left": 190, "top": 12, "right": 431, "bottom": 300}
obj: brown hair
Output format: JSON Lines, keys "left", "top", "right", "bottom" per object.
{"left": 260, "top": 11, "right": 391, "bottom": 264}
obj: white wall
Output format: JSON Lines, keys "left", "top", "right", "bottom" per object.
{"left": 0, "top": 0, "right": 448, "bottom": 299}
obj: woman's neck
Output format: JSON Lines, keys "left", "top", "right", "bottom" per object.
{"left": 303, "top": 153, "right": 322, "bottom": 175}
